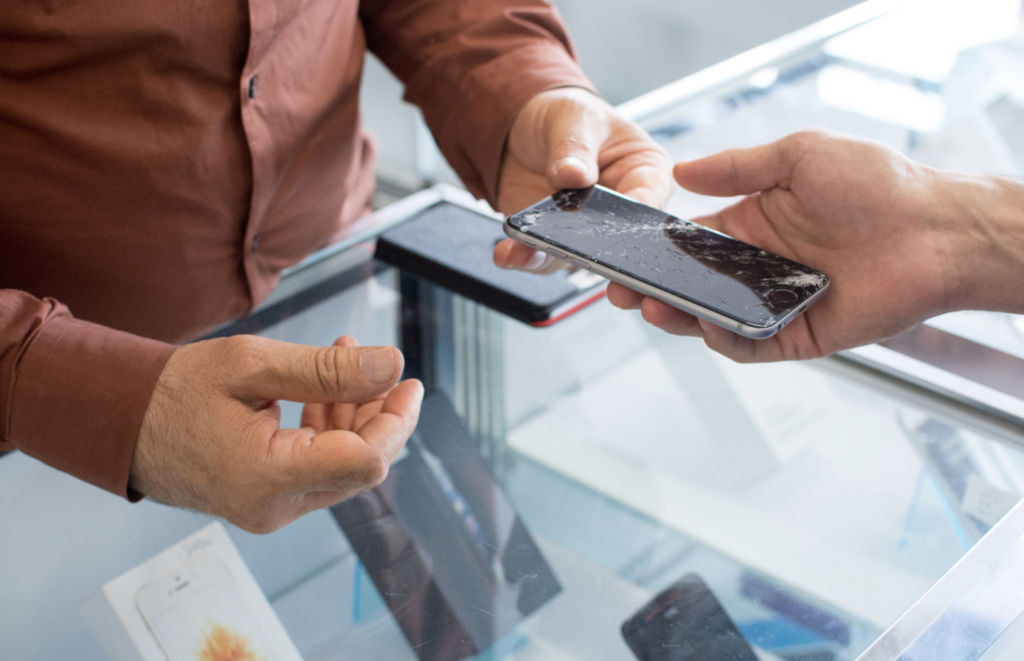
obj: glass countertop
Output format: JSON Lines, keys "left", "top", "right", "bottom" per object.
{"left": 6, "top": 180, "right": 1023, "bottom": 660}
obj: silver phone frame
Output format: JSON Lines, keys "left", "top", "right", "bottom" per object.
{"left": 503, "top": 208, "right": 829, "bottom": 340}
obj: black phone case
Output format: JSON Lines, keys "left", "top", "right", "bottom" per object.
{"left": 374, "top": 202, "right": 604, "bottom": 325}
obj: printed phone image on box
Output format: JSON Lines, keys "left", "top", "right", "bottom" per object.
{"left": 135, "top": 551, "right": 277, "bottom": 660}
{"left": 80, "top": 521, "right": 301, "bottom": 661}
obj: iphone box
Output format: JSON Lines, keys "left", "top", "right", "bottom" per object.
{"left": 79, "top": 521, "right": 302, "bottom": 661}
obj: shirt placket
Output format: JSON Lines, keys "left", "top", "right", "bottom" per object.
{"left": 239, "top": 0, "right": 279, "bottom": 307}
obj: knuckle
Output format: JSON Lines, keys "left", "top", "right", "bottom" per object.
{"left": 645, "top": 142, "right": 671, "bottom": 165}
{"left": 221, "top": 335, "right": 265, "bottom": 374}
{"left": 313, "top": 346, "right": 346, "bottom": 392}
{"left": 558, "top": 132, "right": 592, "bottom": 154}
{"left": 786, "top": 128, "right": 828, "bottom": 153}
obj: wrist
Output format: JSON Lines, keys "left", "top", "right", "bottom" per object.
{"left": 931, "top": 169, "right": 1024, "bottom": 313}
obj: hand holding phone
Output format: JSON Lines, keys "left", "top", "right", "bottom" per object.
{"left": 504, "top": 186, "right": 829, "bottom": 339}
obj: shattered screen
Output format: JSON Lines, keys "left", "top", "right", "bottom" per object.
{"left": 506, "top": 186, "right": 829, "bottom": 329}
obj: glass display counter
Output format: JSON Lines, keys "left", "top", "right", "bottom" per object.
{"left": 4, "top": 2, "right": 1024, "bottom": 659}
{"left": 623, "top": 0, "right": 1024, "bottom": 429}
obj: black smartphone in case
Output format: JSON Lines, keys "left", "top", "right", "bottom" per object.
{"left": 621, "top": 574, "right": 759, "bottom": 661}
{"left": 504, "top": 186, "right": 829, "bottom": 339}
{"left": 375, "top": 201, "right": 606, "bottom": 326}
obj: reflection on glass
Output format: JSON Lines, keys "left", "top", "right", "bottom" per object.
{"left": 330, "top": 390, "right": 560, "bottom": 661}
{"left": 621, "top": 574, "right": 759, "bottom": 661}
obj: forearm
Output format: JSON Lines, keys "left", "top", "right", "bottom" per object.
{"left": 934, "top": 170, "right": 1024, "bottom": 313}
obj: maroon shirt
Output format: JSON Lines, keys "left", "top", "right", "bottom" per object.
{"left": 0, "top": 0, "right": 592, "bottom": 496}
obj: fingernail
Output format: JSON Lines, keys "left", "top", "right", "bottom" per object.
{"left": 360, "top": 348, "right": 397, "bottom": 383}
{"left": 554, "top": 156, "right": 588, "bottom": 176}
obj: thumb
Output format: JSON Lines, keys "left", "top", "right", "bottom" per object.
{"left": 673, "top": 137, "right": 796, "bottom": 197}
{"left": 229, "top": 337, "right": 404, "bottom": 405}
{"left": 545, "top": 103, "right": 607, "bottom": 191}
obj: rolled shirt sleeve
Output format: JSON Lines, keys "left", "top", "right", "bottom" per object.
{"left": 0, "top": 290, "right": 174, "bottom": 498}
{"left": 359, "top": 0, "right": 597, "bottom": 205}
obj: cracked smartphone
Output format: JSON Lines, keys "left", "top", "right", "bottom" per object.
{"left": 504, "top": 186, "right": 829, "bottom": 339}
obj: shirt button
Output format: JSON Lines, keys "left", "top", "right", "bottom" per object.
{"left": 251, "top": 233, "right": 261, "bottom": 253}
{"left": 248, "top": 74, "right": 259, "bottom": 99}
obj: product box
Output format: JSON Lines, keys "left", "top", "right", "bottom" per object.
{"left": 331, "top": 389, "right": 561, "bottom": 661}
{"left": 80, "top": 521, "right": 301, "bottom": 661}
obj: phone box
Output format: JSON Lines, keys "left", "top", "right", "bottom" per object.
{"left": 79, "top": 521, "right": 302, "bottom": 661}
{"left": 331, "top": 389, "right": 562, "bottom": 661}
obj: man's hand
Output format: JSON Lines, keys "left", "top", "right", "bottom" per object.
{"left": 130, "top": 335, "right": 423, "bottom": 533}
{"left": 609, "top": 129, "right": 980, "bottom": 362}
{"left": 493, "top": 87, "right": 672, "bottom": 273}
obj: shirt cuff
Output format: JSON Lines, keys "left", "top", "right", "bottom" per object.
{"left": 8, "top": 315, "right": 175, "bottom": 499}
